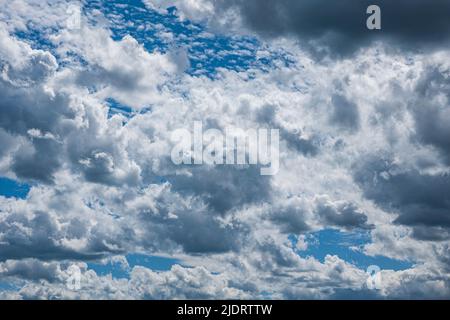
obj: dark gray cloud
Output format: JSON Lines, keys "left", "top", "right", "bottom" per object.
{"left": 0, "top": 210, "right": 107, "bottom": 261}
{"left": 411, "top": 66, "right": 450, "bottom": 165}
{"left": 166, "top": 162, "right": 272, "bottom": 214}
{"left": 0, "top": 48, "right": 71, "bottom": 184}
{"left": 0, "top": 259, "right": 60, "bottom": 282}
{"left": 165, "top": 209, "right": 244, "bottom": 253}
{"left": 316, "top": 200, "right": 373, "bottom": 230}
{"left": 280, "top": 129, "right": 321, "bottom": 157}
{"left": 133, "top": 184, "right": 248, "bottom": 254}
{"left": 12, "top": 139, "right": 62, "bottom": 184}
{"left": 0, "top": 129, "right": 19, "bottom": 158}
{"left": 267, "top": 205, "right": 310, "bottom": 234}
{"left": 412, "top": 226, "right": 450, "bottom": 242}
{"left": 0, "top": 208, "right": 132, "bottom": 262}
{"left": 214, "top": 0, "right": 450, "bottom": 57}
{"left": 353, "top": 156, "right": 450, "bottom": 240}
{"left": 330, "top": 94, "right": 360, "bottom": 132}
{"left": 256, "top": 104, "right": 321, "bottom": 156}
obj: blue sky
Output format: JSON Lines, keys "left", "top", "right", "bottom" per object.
{"left": 15, "top": 0, "right": 292, "bottom": 78}
{"left": 84, "top": 0, "right": 293, "bottom": 77}
{"left": 88, "top": 254, "right": 181, "bottom": 279}
{"left": 292, "top": 230, "right": 413, "bottom": 271}
{"left": 0, "top": 177, "right": 30, "bottom": 199}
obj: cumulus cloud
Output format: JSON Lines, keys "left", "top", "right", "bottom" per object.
{"left": 354, "top": 156, "right": 450, "bottom": 240}
{"left": 0, "top": 0, "right": 450, "bottom": 300}
{"left": 315, "top": 196, "right": 373, "bottom": 230}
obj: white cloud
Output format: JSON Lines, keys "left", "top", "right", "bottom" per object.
{"left": 1, "top": 0, "right": 450, "bottom": 299}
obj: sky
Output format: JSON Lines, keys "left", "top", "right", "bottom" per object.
{"left": 0, "top": 0, "right": 449, "bottom": 299}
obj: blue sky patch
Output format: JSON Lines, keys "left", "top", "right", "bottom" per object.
{"left": 0, "top": 177, "right": 30, "bottom": 199}
{"left": 10, "top": 0, "right": 294, "bottom": 79}
{"left": 87, "top": 253, "right": 182, "bottom": 279}
{"left": 85, "top": 0, "right": 293, "bottom": 77}
{"left": 106, "top": 98, "right": 134, "bottom": 119}
{"left": 291, "top": 229, "right": 413, "bottom": 271}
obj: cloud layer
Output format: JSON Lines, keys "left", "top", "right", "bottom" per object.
{"left": 0, "top": 0, "right": 449, "bottom": 299}
{"left": 151, "top": 0, "right": 450, "bottom": 57}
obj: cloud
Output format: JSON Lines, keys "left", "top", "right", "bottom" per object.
{"left": 354, "top": 156, "right": 450, "bottom": 240}
{"left": 0, "top": 259, "right": 62, "bottom": 282}
{"left": 0, "top": 189, "right": 127, "bottom": 261}
{"left": 0, "top": 25, "right": 64, "bottom": 183}
{"left": 411, "top": 63, "right": 450, "bottom": 165}
{"left": 153, "top": 0, "right": 450, "bottom": 58}
{"left": 125, "top": 183, "right": 246, "bottom": 253}
{"left": 1, "top": 0, "right": 450, "bottom": 299}
{"left": 315, "top": 196, "right": 373, "bottom": 230}
{"left": 330, "top": 94, "right": 360, "bottom": 132}
{"left": 0, "top": 262, "right": 251, "bottom": 300}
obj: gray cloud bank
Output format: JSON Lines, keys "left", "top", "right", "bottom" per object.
{"left": 180, "top": 0, "right": 450, "bottom": 57}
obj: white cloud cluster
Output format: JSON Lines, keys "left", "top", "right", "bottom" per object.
{"left": 0, "top": 0, "right": 449, "bottom": 299}
{"left": 143, "top": 0, "right": 214, "bottom": 21}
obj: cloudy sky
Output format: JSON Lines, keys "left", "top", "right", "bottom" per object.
{"left": 0, "top": 0, "right": 449, "bottom": 299}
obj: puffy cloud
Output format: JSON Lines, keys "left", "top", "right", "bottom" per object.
{"left": 0, "top": 184, "right": 129, "bottom": 261}
{"left": 52, "top": 28, "right": 182, "bottom": 108}
{"left": 315, "top": 196, "right": 373, "bottom": 230}
{"left": 0, "top": 0, "right": 74, "bottom": 33}
{"left": 0, "top": 259, "right": 62, "bottom": 282}
{"left": 144, "top": 0, "right": 214, "bottom": 22}
{"left": 1, "top": 0, "right": 450, "bottom": 300}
